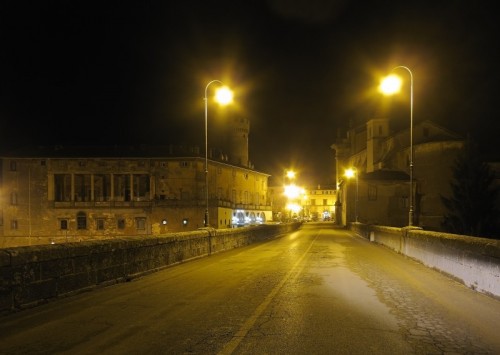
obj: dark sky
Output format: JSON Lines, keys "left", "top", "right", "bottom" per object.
{"left": 1, "top": 1, "right": 499, "bottom": 185}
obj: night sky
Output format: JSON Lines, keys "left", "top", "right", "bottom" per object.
{"left": 1, "top": 1, "right": 499, "bottom": 185}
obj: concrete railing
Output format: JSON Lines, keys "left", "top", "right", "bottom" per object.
{"left": 0, "top": 223, "right": 301, "bottom": 315}
{"left": 350, "top": 223, "right": 500, "bottom": 299}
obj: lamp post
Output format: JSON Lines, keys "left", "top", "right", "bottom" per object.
{"left": 204, "top": 80, "right": 233, "bottom": 227}
{"left": 380, "top": 66, "right": 414, "bottom": 226}
{"left": 344, "top": 168, "right": 358, "bottom": 223}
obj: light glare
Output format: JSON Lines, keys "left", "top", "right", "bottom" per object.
{"left": 215, "top": 86, "right": 233, "bottom": 105}
{"left": 345, "top": 168, "right": 355, "bottom": 179}
{"left": 379, "top": 74, "right": 402, "bottom": 95}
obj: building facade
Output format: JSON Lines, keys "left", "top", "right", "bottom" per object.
{"left": 0, "top": 116, "right": 274, "bottom": 246}
{"left": 332, "top": 118, "right": 465, "bottom": 230}
{"left": 303, "top": 185, "right": 337, "bottom": 221}
{"left": 0, "top": 149, "right": 271, "bottom": 245}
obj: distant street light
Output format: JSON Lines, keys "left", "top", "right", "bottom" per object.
{"left": 344, "top": 168, "right": 358, "bottom": 223}
{"left": 204, "top": 80, "right": 233, "bottom": 227}
{"left": 379, "top": 66, "right": 414, "bottom": 227}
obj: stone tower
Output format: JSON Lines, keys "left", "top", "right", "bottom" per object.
{"left": 229, "top": 117, "right": 249, "bottom": 167}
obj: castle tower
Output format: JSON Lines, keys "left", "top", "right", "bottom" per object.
{"left": 229, "top": 117, "right": 249, "bottom": 167}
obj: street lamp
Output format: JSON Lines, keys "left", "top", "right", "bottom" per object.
{"left": 344, "top": 168, "right": 358, "bottom": 223}
{"left": 204, "top": 80, "right": 233, "bottom": 227}
{"left": 379, "top": 66, "right": 414, "bottom": 226}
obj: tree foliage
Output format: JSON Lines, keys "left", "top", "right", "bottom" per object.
{"left": 441, "top": 138, "right": 500, "bottom": 238}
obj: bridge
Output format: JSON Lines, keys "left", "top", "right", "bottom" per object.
{"left": 1, "top": 223, "right": 500, "bottom": 354}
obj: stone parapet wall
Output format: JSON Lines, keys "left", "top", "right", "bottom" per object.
{"left": 350, "top": 222, "right": 500, "bottom": 298}
{"left": 0, "top": 223, "right": 300, "bottom": 315}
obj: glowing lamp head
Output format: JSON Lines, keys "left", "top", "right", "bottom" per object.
{"left": 215, "top": 86, "right": 233, "bottom": 105}
{"left": 344, "top": 168, "right": 356, "bottom": 179}
{"left": 379, "top": 74, "right": 402, "bottom": 95}
{"left": 284, "top": 184, "right": 300, "bottom": 199}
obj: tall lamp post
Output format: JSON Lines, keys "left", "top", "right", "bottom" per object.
{"left": 344, "top": 168, "right": 358, "bottom": 223}
{"left": 379, "top": 66, "right": 414, "bottom": 226}
{"left": 204, "top": 80, "right": 233, "bottom": 227}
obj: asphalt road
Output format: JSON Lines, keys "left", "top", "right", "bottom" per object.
{"left": 1, "top": 223, "right": 500, "bottom": 354}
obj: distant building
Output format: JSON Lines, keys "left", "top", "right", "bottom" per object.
{"left": 332, "top": 118, "right": 465, "bottom": 230}
{"left": 0, "top": 117, "right": 272, "bottom": 247}
{"left": 303, "top": 185, "right": 337, "bottom": 222}
{"left": 268, "top": 184, "right": 337, "bottom": 222}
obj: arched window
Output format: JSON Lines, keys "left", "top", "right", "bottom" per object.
{"left": 77, "top": 211, "right": 87, "bottom": 230}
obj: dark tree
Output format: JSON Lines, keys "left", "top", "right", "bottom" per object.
{"left": 441, "top": 137, "right": 500, "bottom": 238}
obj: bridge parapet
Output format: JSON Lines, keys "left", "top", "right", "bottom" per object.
{"left": 350, "top": 223, "right": 500, "bottom": 299}
{"left": 0, "top": 223, "right": 301, "bottom": 315}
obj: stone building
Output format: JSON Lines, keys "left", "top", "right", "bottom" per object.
{"left": 303, "top": 185, "right": 337, "bottom": 222}
{"left": 0, "top": 118, "right": 272, "bottom": 246}
{"left": 332, "top": 118, "right": 464, "bottom": 230}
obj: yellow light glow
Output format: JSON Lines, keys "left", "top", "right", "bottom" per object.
{"left": 379, "top": 74, "right": 402, "bottom": 95}
{"left": 286, "top": 203, "right": 301, "bottom": 213}
{"left": 215, "top": 86, "right": 233, "bottom": 105}
{"left": 345, "top": 168, "right": 356, "bottom": 179}
{"left": 286, "top": 170, "right": 296, "bottom": 179}
{"left": 284, "top": 184, "right": 300, "bottom": 199}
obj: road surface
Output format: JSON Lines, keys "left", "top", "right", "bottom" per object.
{"left": 1, "top": 223, "right": 499, "bottom": 354}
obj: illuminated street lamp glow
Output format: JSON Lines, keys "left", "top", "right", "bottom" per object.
{"left": 284, "top": 184, "right": 301, "bottom": 199}
{"left": 204, "top": 80, "right": 232, "bottom": 227}
{"left": 286, "top": 203, "right": 302, "bottom": 214}
{"left": 286, "top": 170, "right": 296, "bottom": 180}
{"left": 214, "top": 86, "right": 233, "bottom": 105}
{"left": 380, "top": 66, "right": 414, "bottom": 226}
{"left": 379, "top": 74, "right": 402, "bottom": 95}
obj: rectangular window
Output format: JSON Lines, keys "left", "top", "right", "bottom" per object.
{"left": 54, "top": 174, "right": 72, "bottom": 202}
{"left": 323, "top": 199, "right": 327, "bottom": 206}
{"left": 10, "top": 161, "right": 17, "bottom": 171}
{"left": 96, "top": 218, "right": 105, "bottom": 230}
{"left": 180, "top": 161, "right": 189, "bottom": 167}
{"left": 10, "top": 192, "right": 18, "bottom": 205}
{"left": 11, "top": 220, "right": 18, "bottom": 230}
{"left": 136, "top": 217, "right": 146, "bottom": 230}
{"left": 113, "top": 174, "right": 131, "bottom": 201}
{"left": 60, "top": 219, "right": 68, "bottom": 230}
{"left": 94, "top": 174, "right": 111, "bottom": 201}
{"left": 400, "top": 196, "right": 409, "bottom": 209}
{"left": 74, "top": 174, "right": 91, "bottom": 202}
{"left": 133, "top": 174, "right": 150, "bottom": 200}
{"left": 77, "top": 212, "right": 87, "bottom": 230}
{"left": 311, "top": 199, "right": 316, "bottom": 206}
{"left": 368, "top": 185, "right": 377, "bottom": 201}
{"left": 117, "top": 218, "right": 126, "bottom": 229}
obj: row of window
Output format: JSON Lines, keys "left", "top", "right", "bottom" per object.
{"left": 60, "top": 212, "right": 147, "bottom": 230}
{"left": 6, "top": 214, "right": 147, "bottom": 231}
{"left": 54, "top": 173, "right": 150, "bottom": 202}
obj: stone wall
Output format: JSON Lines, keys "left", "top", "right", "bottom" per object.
{"left": 0, "top": 223, "right": 300, "bottom": 315}
{"left": 350, "top": 223, "right": 500, "bottom": 298}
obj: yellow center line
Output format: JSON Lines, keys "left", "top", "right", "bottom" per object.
{"left": 218, "top": 231, "right": 320, "bottom": 355}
